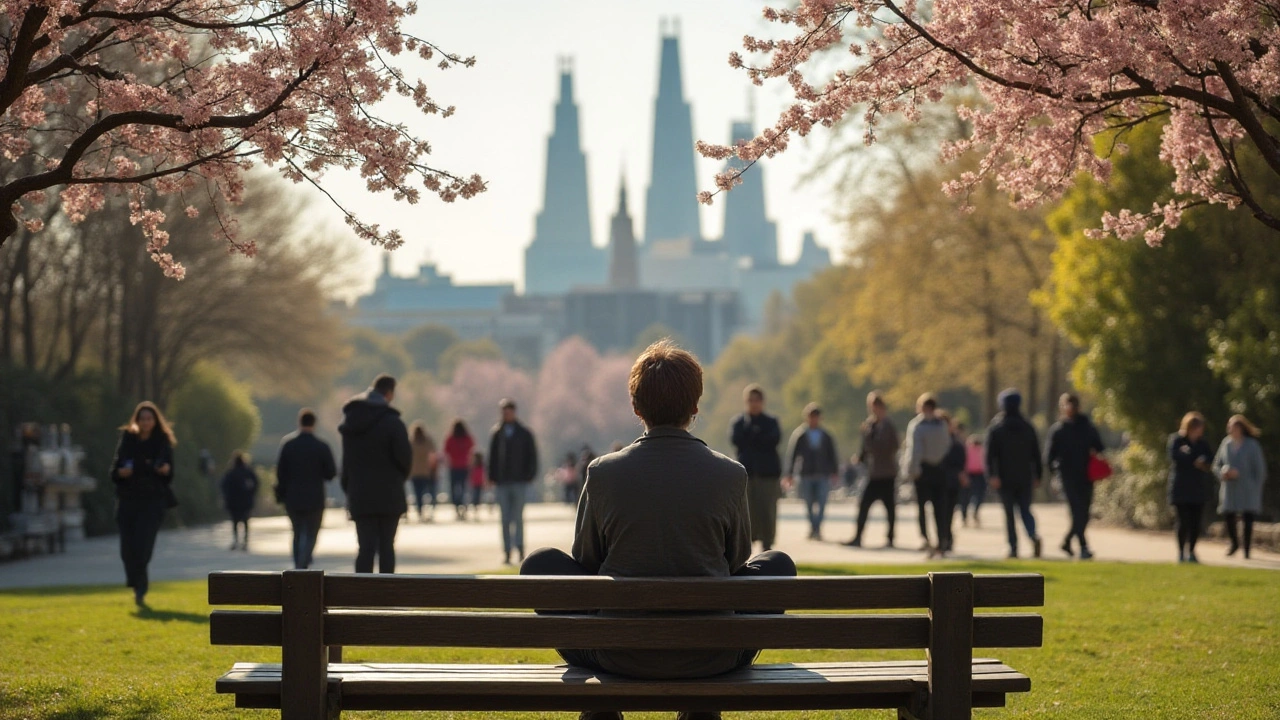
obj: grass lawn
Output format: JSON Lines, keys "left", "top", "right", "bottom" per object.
{"left": 1, "top": 561, "right": 1277, "bottom": 719}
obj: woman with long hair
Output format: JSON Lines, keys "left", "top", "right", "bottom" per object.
{"left": 112, "top": 401, "right": 177, "bottom": 607}
{"left": 1168, "top": 412, "right": 1213, "bottom": 563}
{"left": 219, "top": 451, "right": 259, "bottom": 551}
{"left": 444, "top": 419, "right": 476, "bottom": 520}
{"left": 408, "top": 422, "right": 438, "bottom": 522}
{"left": 1212, "top": 414, "right": 1268, "bottom": 559}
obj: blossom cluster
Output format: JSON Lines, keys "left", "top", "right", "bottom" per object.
{"left": 701, "top": 0, "right": 1280, "bottom": 243}
{"left": 1, "top": 0, "right": 485, "bottom": 277}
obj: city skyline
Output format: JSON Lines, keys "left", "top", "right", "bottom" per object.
{"left": 312, "top": 2, "right": 841, "bottom": 297}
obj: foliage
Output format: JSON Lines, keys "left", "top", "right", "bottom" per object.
{"left": 704, "top": 1, "right": 1280, "bottom": 240}
{"left": 338, "top": 327, "right": 413, "bottom": 389}
{"left": 166, "top": 363, "right": 261, "bottom": 527}
{"left": 4, "top": 562, "right": 1280, "bottom": 718}
{"left": 1095, "top": 442, "right": 1175, "bottom": 531}
{"left": 1, "top": 0, "right": 486, "bottom": 268}
{"left": 437, "top": 338, "right": 504, "bottom": 382}
{"left": 402, "top": 324, "right": 461, "bottom": 374}
{"left": 532, "top": 337, "right": 639, "bottom": 457}
{"left": 433, "top": 359, "right": 535, "bottom": 447}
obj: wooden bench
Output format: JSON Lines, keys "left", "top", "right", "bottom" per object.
{"left": 209, "top": 570, "right": 1043, "bottom": 720}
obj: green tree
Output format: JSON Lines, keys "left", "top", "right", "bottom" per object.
{"left": 437, "top": 338, "right": 504, "bottom": 382}
{"left": 339, "top": 328, "right": 412, "bottom": 388}
{"left": 630, "top": 323, "right": 688, "bottom": 357}
{"left": 403, "top": 324, "right": 460, "bottom": 374}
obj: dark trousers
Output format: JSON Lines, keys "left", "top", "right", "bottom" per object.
{"left": 1174, "top": 503, "right": 1203, "bottom": 556}
{"left": 450, "top": 468, "right": 469, "bottom": 508}
{"left": 354, "top": 513, "right": 399, "bottom": 573}
{"left": 747, "top": 475, "right": 781, "bottom": 549}
{"left": 937, "top": 484, "right": 958, "bottom": 552}
{"left": 410, "top": 476, "right": 434, "bottom": 516}
{"left": 519, "top": 547, "right": 797, "bottom": 675}
{"left": 1061, "top": 478, "right": 1094, "bottom": 550}
{"left": 999, "top": 483, "right": 1038, "bottom": 553}
{"left": 913, "top": 478, "right": 931, "bottom": 543}
{"left": 854, "top": 477, "right": 896, "bottom": 545}
{"left": 117, "top": 492, "right": 166, "bottom": 596}
{"left": 288, "top": 508, "right": 325, "bottom": 569}
{"left": 959, "top": 473, "right": 987, "bottom": 521}
{"left": 915, "top": 463, "right": 948, "bottom": 548}
{"left": 1224, "top": 512, "right": 1256, "bottom": 555}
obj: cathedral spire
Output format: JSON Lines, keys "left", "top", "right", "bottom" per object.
{"left": 644, "top": 23, "right": 702, "bottom": 244}
{"left": 609, "top": 174, "right": 639, "bottom": 289}
{"left": 720, "top": 118, "right": 778, "bottom": 267}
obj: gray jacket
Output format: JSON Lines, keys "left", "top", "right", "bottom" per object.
{"left": 1212, "top": 436, "right": 1267, "bottom": 514}
{"left": 902, "top": 414, "right": 951, "bottom": 481}
{"left": 785, "top": 425, "right": 839, "bottom": 478}
{"left": 859, "top": 416, "right": 900, "bottom": 480}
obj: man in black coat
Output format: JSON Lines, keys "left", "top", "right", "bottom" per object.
{"left": 1046, "top": 393, "right": 1105, "bottom": 560}
{"left": 275, "top": 408, "right": 337, "bottom": 569}
{"left": 339, "top": 374, "right": 412, "bottom": 573}
{"left": 986, "top": 389, "right": 1044, "bottom": 559}
{"left": 488, "top": 398, "right": 538, "bottom": 564}
{"left": 730, "top": 384, "right": 783, "bottom": 551}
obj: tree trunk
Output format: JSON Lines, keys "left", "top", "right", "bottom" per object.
{"left": 1026, "top": 310, "right": 1041, "bottom": 422}
{"left": 982, "top": 263, "right": 998, "bottom": 424}
{"left": 1048, "top": 331, "right": 1063, "bottom": 418}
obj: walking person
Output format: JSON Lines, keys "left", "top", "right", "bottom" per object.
{"left": 986, "top": 389, "right": 1044, "bottom": 559}
{"left": 339, "top": 374, "right": 412, "bottom": 574}
{"left": 1169, "top": 412, "right": 1213, "bottom": 563}
{"left": 520, "top": 339, "right": 796, "bottom": 720}
{"left": 408, "top": 422, "right": 439, "bottom": 522}
{"left": 1046, "top": 393, "right": 1105, "bottom": 559}
{"left": 444, "top": 419, "right": 476, "bottom": 520}
{"left": 558, "top": 452, "right": 579, "bottom": 504}
{"left": 902, "top": 394, "right": 951, "bottom": 554}
{"left": 784, "top": 403, "right": 839, "bottom": 541}
{"left": 469, "top": 450, "right": 487, "bottom": 518}
{"left": 275, "top": 408, "right": 337, "bottom": 569}
{"left": 111, "top": 401, "right": 176, "bottom": 607}
{"left": 220, "top": 452, "right": 259, "bottom": 551}
{"left": 730, "top": 384, "right": 783, "bottom": 552}
{"left": 936, "top": 415, "right": 967, "bottom": 557}
{"left": 488, "top": 398, "right": 538, "bottom": 565}
{"left": 1212, "top": 415, "right": 1268, "bottom": 559}
{"left": 846, "top": 391, "right": 900, "bottom": 548}
{"left": 959, "top": 435, "right": 987, "bottom": 527}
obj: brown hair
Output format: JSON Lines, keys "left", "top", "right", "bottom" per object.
{"left": 1228, "top": 414, "right": 1261, "bottom": 438}
{"left": 1179, "top": 411, "right": 1205, "bottom": 436}
{"left": 410, "top": 421, "right": 429, "bottom": 443}
{"left": 120, "top": 401, "right": 177, "bottom": 446}
{"left": 629, "top": 339, "right": 702, "bottom": 428}
{"left": 743, "top": 384, "right": 765, "bottom": 401}
{"left": 917, "top": 393, "right": 938, "bottom": 412}
{"left": 867, "top": 391, "right": 886, "bottom": 408}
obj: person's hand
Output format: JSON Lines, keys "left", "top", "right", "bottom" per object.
{"left": 781, "top": 476, "right": 794, "bottom": 492}
{"left": 156, "top": 463, "right": 171, "bottom": 476}
{"left": 116, "top": 466, "right": 133, "bottom": 478}
{"left": 989, "top": 476, "right": 1001, "bottom": 491}
{"left": 829, "top": 473, "right": 839, "bottom": 487}
{"left": 1193, "top": 459, "right": 1210, "bottom": 471}
{"left": 960, "top": 475, "right": 970, "bottom": 489}
{"left": 1224, "top": 467, "right": 1240, "bottom": 481}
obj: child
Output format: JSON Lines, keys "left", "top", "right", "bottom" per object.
{"left": 469, "top": 451, "right": 488, "bottom": 519}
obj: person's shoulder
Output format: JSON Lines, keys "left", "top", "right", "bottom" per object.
{"left": 705, "top": 446, "right": 748, "bottom": 481}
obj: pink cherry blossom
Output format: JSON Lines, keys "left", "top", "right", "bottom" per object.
{"left": 704, "top": 0, "right": 1280, "bottom": 239}
{"left": 1, "top": 0, "right": 486, "bottom": 277}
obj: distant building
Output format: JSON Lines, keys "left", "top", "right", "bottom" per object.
{"left": 720, "top": 120, "right": 779, "bottom": 268}
{"left": 644, "top": 22, "right": 702, "bottom": 246}
{"left": 608, "top": 177, "right": 639, "bottom": 289}
{"left": 352, "top": 257, "right": 513, "bottom": 336}
{"left": 524, "top": 63, "right": 607, "bottom": 295}
{"left": 562, "top": 288, "right": 738, "bottom": 362}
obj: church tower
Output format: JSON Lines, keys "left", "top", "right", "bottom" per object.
{"left": 720, "top": 120, "right": 779, "bottom": 267}
{"left": 524, "top": 61, "right": 606, "bottom": 294}
{"left": 608, "top": 176, "right": 639, "bottom": 288}
{"left": 643, "top": 21, "right": 702, "bottom": 245}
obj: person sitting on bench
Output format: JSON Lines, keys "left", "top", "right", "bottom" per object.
{"left": 521, "top": 339, "right": 797, "bottom": 720}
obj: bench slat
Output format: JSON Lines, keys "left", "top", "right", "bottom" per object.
{"left": 211, "top": 610, "right": 1041, "bottom": 650}
{"left": 208, "top": 572, "right": 1044, "bottom": 610}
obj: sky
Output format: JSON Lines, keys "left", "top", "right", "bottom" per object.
{"left": 311, "top": 1, "right": 846, "bottom": 295}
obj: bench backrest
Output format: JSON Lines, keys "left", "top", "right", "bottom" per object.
{"left": 209, "top": 571, "right": 1044, "bottom": 719}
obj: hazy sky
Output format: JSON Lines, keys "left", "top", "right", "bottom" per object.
{"left": 312, "top": 1, "right": 845, "bottom": 293}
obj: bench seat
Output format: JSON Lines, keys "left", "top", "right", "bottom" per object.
{"left": 219, "top": 659, "right": 1030, "bottom": 712}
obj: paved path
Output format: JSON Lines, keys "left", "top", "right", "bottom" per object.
{"left": 1, "top": 498, "right": 1276, "bottom": 590}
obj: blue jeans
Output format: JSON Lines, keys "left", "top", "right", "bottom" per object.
{"left": 449, "top": 468, "right": 469, "bottom": 508}
{"left": 999, "top": 483, "right": 1038, "bottom": 553}
{"left": 495, "top": 483, "right": 528, "bottom": 556}
{"left": 800, "top": 476, "right": 830, "bottom": 537}
{"left": 288, "top": 508, "right": 324, "bottom": 569}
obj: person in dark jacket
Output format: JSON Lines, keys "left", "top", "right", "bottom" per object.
{"left": 730, "top": 384, "right": 783, "bottom": 551}
{"left": 986, "top": 389, "right": 1044, "bottom": 559}
{"left": 1045, "top": 393, "right": 1105, "bottom": 560}
{"left": 488, "top": 398, "right": 538, "bottom": 565}
{"left": 785, "top": 403, "right": 839, "bottom": 541}
{"left": 339, "top": 374, "right": 412, "bottom": 574}
{"left": 275, "top": 408, "right": 337, "bottom": 569}
{"left": 220, "top": 452, "right": 259, "bottom": 551}
{"left": 1168, "top": 412, "right": 1213, "bottom": 563}
{"left": 935, "top": 415, "right": 967, "bottom": 557}
{"left": 111, "top": 401, "right": 176, "bottom": 607}
{"left": 847, "top": 392, "right": 900, "bottom": 548}
{"left": 520, "top": 339, "right": 795, "bottom": 720}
